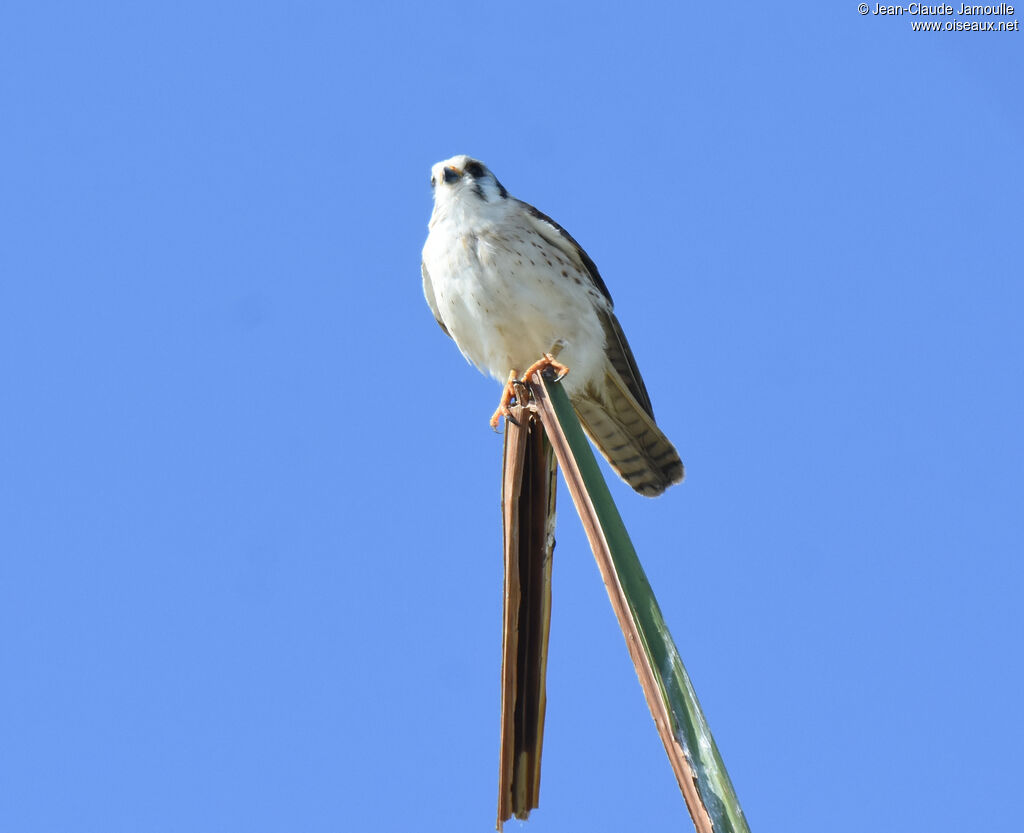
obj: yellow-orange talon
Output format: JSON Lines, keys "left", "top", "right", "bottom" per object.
{"left": 490, "top": 369, "right": 519, "bottom": 431}
{"left": 489, "top": 403, "right": 510, "bottom": 431}
{"left": 522, "top": 353, "right": 570, "bottom": 383}
{"left": 488, "top": 355, "right": 571, "bottom": 430}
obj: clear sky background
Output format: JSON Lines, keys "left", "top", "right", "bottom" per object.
{"left": 2, "top": 3, "right": 1021, "bottom": 832}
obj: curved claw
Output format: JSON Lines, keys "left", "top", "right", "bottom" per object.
{"left": 490, "top": 370, "right": 520, "bottom": 431}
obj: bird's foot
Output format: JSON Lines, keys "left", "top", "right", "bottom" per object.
{"left": 489, "top": 355, "right": 570, "bottom": 431}
{"left": 522, "top": 353, "right": 570, "bottom": 384}
{"left": 490, "top": 370, "right": 525, "bottom": 432}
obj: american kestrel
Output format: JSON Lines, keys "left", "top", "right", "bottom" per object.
{"left": 421, "top": 155, "right": 684, "bottom": 496}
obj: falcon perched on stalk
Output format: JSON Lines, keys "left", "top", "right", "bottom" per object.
{"left": 421, "top": 155, "right": 683, "bottom": 496}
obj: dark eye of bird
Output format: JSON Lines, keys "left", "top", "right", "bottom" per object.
{"left": 465, "top": 161, "right": 485, "bottom": 179}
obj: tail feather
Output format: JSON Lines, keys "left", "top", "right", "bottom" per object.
{"left": 572, "top": 367, "right": 684, "bottom": 497}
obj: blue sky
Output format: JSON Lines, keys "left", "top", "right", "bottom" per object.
{"left": 2, "top": 3, "right": 1021, "bottom": 832}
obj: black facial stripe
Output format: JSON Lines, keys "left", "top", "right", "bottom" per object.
{"left": 463, "top": 159, "right": 508, "bottom": 200}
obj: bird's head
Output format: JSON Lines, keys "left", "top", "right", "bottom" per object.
{"left": 429, "top": 155, "right": 508, "bottom": 209}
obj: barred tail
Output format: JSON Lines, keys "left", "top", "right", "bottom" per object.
{"left": 571, "top": 368, "right": 684, "bottom": 497}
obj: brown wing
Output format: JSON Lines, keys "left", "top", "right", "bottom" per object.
{"left": 517, "top": 199, "right": 655, "bottom": 419}
{"left": 598, "top": 308, "right": 655, "bottom": 419}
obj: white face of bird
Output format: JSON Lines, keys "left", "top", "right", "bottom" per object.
{"left": 429, "top": 155, "right": 509, "bottom": 214}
